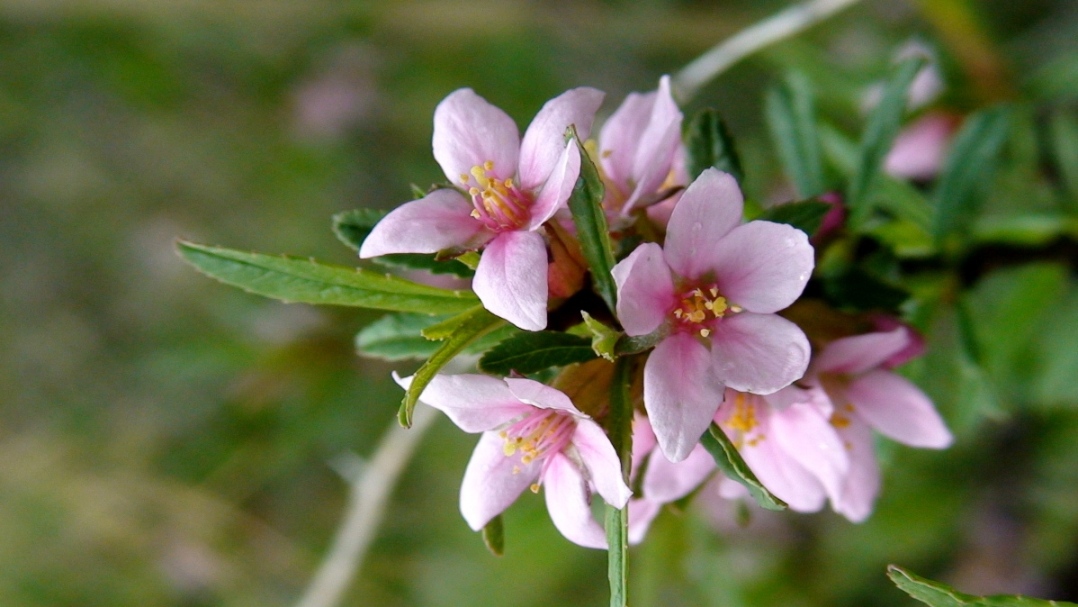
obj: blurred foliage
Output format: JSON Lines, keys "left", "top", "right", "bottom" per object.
{"left": 1, "top": 0, "right": 1077, "bottom": 606}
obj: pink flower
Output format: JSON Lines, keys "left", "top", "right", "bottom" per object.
{"left": 810, "top": 326, "right": 953, "bottom": 521}
{"left": 611, "top": 168, "right": 815, "bottom": 461}
{"left": 360, "top": 87, "right": 604, "bottom": 330}
{"left": 598, "top": 76, "right": 684, "bottom": 215}
{"left": 884, "top": 112, "right": 959, "bottom": 181}
{"left": 402, "top": 373, "right": 631, "bottom": 549}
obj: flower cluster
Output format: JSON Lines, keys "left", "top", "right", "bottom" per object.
{"left": 362, "top": 78, "right": 952, "bottom": 548}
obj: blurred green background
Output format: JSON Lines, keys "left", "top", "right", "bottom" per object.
{"left": 2, "top": 1, "right": 1077, "bottom": 605}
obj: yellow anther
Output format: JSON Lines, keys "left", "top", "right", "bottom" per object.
{"left": 460, "top": 173, "right": 471, "bottom": 184}
{"left": 831, "top": 414, "right": 851, "bottom": 429}
{"left": 504, "top": 178, "right": 514, "bottom": 188}
{"left": 530, "top": 483, "right": 541, "bottom": 493}
{"left": 673, "top": 309, "right": 683, "bottom": 319}
{"left": 699, "top": 328, "right": 711, "bottom": 338}
{"left": 730, "top": 304, "right": 743, "bottom": 313}
{"left": 710, "top": 287, "right": 719, "bottom": 297}
{"left": 483, "top": 160, "right": 494, "bottom": 171}
{"left": 470, "top": 209, "right": 481, "bottom": 219}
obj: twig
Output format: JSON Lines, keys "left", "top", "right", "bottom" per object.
{"left": 295, "top": 404, "right": 439, "bottom": 607}
{"left": 672, "top": 0, "right": 865, "bottom": 104}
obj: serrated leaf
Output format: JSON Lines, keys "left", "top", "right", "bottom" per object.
{"left": 887, "top": 565, "right": 1078, "bottom": 607}
{"left": 700, "top": 424, "right": 786, "bottom": 511}
{"left": 177, "top": 241, "right": 479, "bottom": 314}
{"left": 759, "top": 199, "right": 832, "bottom": 236}
{"left": 565, "top": 126, "right": 618, "bottom": 312}
{"left": 478, "top": 331, "right": 596, "bottom": 376}
{"left": 481, "top": 515, "right": 504, "bottom": 557}
{"left": 823, "top": 267, "right": 910, "bottom": 312}
{"left": 933, "top": 106, "right": 1011, "bottom": 246}
{"left": 400, "top": 306, "right": 504, "bottom": 426}
{"left": 765, "top": 72, "right": 824, "bottom": 197}
{"left": 847, "top": 57, "right": 925, "bottom": 225}
{"left": 332, "top": 208, "right": 475, "bottom": 277}
{"left": 685, "top": 108, "right": 744, "bottom": 183}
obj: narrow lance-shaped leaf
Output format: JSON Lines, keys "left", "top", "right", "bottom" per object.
{"left": 765, "top": 72, "right": 824, "bottom": 197}
{"left": 700, "top": 423, "right": 787, "bottom": 511}
{"left": 399, "top": 306, "right": 505, "bottom": 427}
{"left": 758, "top": 199, "right": 833, "bottom": 237}
{"left": 1048, "top": 109, "right": 1078, "bottom": 209}
{"left": 933, "top": 106, "right": 1011, "bottom": 247}
{"left": 177, "top": 241, "right": 479, "bottom": 315}
{"left": 887, "top": 565, "right": 1078, "bottom": 607}
{"left": 355, "top": 312, "right": 519, "bottom": 361}
{"left": 604, "top": 357, "right": 633, "bottom": 607}
{"left": 481, "top": 515, "right": 504, "bottom": 557}
{"left": 565, "top": 126, "right": 618, "bottom": 312}
{"left": 685, "top": 108, "right": 744, "bottom": 183}
{"left": 478, "top": 331, "right": 596, "bottom": 376}
{"left": 847, "top": 57, "right": 925, "bottom": 226}
{"left": 332, "top": 208, "right": 475, "bottom": 277}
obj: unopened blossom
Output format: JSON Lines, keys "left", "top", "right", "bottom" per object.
{"left": 810, "top": 326, "right": 953, "bottom": 521}
{"left": 360, "top": 87, "right": 604, "bottom": 331}
{"left": 611, "top": 168, "right": 814, "bottom": 462}
{"left": 401, "top": 373, "right": 630, "bottom": 549}
{"left": 597, "top": 75, "right": 684, "bottom": 216}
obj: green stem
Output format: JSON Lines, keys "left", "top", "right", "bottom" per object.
{"left": 605, "top": 357, "right": 634, "bottom": 607}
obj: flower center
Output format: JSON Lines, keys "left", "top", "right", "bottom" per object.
{"left": 500, "top": 410, "right": 576, "bottom": 467}
{"left": 722, "top": 392, "right": 765, "bottom": 449}
{"left": 459, "top": 160, "right": 531, "bottom": 231}
{"left": 671, "top": 283, "right": 734, "bottom": 337}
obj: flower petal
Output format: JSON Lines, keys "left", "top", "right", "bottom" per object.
{"left": 770, "top": 402, "right": 849, "bottom": 505}
{"left": 846, "top": 370, "right": 953, "bottom": 448}
{"left": 358, "top": 189, "right": 488, "bottom": 258}
{"left": 599, "top": 90, "right": 654, "bottom": 195}
{"left": 611, "top": 242, "right": 675, "bottom": 336}
{"left": 630, "top": 413, "right": 658, "bottom": 473}
{"left": 644, "top": 332, "right": 725, "bottom": 462}
{"left": 460, "top": 431, "right": 540, "bottom": 530}
{"left": 663, "top": 168, "right": 745, "bottom": 279}
{"left": 473, "top": 230, "right": 549, "bottom": 331}
{"left": 707, "top": 221, "right": 814, "bottom": 313}
{"left": 628, "top": 498, "right": 662, "bottom": 545}
{"left": 813, "top": 328, "right": 910, "bottom": 375}
{"left": 832, "top": 417, "right": 880, "bottom": 523}
{"left": 518, "top": 87, "right": 603, "bottom": 190}
{"left": 572, "top": 419, "right": 632, "bottom": 508}
{"left": 643, "top": 443, "right": 715, "bottom": 503}
{"left": 710, "top": 312, "right": 810, "bottom": 394}
{"left": 623, "top": 76, "right": 683, "bottom": 212}
{"left": 526, "top": 140, "right": 580, "bottom": 229}
{"left": 408, "top": 374, "right": 531, "bottom": 433}
{"left": 738, "top": 428, "right": 827, "bottom": 513}
{"left": 433, "top": 88, "right": 520, "bottom": 185}
{"left": 505, "top": 377, "right": 581, "bottom": 415}
{"left": 543, "top": 453, "right": 607, "bottom": 549}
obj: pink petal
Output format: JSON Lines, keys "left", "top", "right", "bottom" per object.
{"left": 623, "top": 76, "right": 683, "bottom": 212}
{"left": 518, "top": 87, "right": 603, "bottom": 190}
{"left": 630, "top": 413, "right": 658, "bottom": 473}
{"left": 832, "top": 418, "right": 880, "bottom": 523}
{"left": 358, "top": 189, "right": 488, "bottom": 258}
{"left": 710, "top": 312, "right": 810, "bottom": 395}
{"left": 473, "top": 230, "right": 549, "bottom": 331}
{"left": 505, "top": 377, "right": 581, "bottom": 415}
{"left": 846, "top": 370, "right": 953, "bottom": 448}
{"left": 543, "top": 453, "right": 607, "bottom": 549}
{"left": 526, "top": 140, "right": 580, "bottom": 229}
{"left": 738, "top": 426, "right": 827, "bottom": 513}
{"left": 813, "top": 328, "right": 910, "bottom": 375}
{"left": 663, "top": 169, "right": 744, "bottom": 279}
{"left": 644, "top": 332, "right": 725, "bottom": 462}
{"left": 599, "top": 90, "right": 655, "bottom": 192}
{"left": 611, "top": 242, "right": 675, "bottom": 336}
{"left": 628, "top": 498, "right": 662, "bottom": 545}
{"left": 460, "top": 431, "right": 540, "bottom": 530}
{"left": 572, "top": 419, "right": 632, "bottom": 508}
{"left": 884, "top": 113, "right": 953, "bottom": 181}
{"left": 770, "top": 402, "right": 849, "bottom": 505}
{"left": 410, "top": 374, "right": 532, "bottom": 433}
{"left": 433, "top": 88, "right": 520, "bottom": 186}
{"left": 643, "top": 444, "right": 715, "bottom": 503}
{"left": 707, "top": 221, "right": 814, "bottom": 313}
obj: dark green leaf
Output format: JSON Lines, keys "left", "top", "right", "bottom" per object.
{"left": 400, "top": 306, "right": 504, "bottom": 426}
{"left": 759, "top": 199, "right": 833, "bottom": 236}
{"left": 847, "top": 57, "right": 925, "bottom": 225}
{"left": 356, "top": 313, "right": 447, "bottom": 361}
{"left": 177, "top": 241, "right": 479, "bottom": 315}
{"left": 481, "top": 515, "right": 504, "bottom": 557}
{"left": 887, "top": 565, "right": 1078, "bottom": 607}
{"left": 581, "top": 312, "right": 620, "bottom": 361}
{"left": 700, "top": 424, "right": 786, "bottom": 511}
{"left": 1048, "top": 110, "right": 1078, "bottom": 208}
{"left": 823, "top": 268, "right": 910, "bottom": 312}
{"left": 332, "top": 208, "right": 475, "bottom": 277}
{"left": 933, "top": 106, "right": 1011, "bottom": 246}
{"left": 765, "top": 72, "right": 824, "bottom": 197}
{"left": 565, "top": 126, "right": 618, "bottom": 312}
{"left": 479, "top": 331, "right": 597, "bottom": 375}
{"left": 685, "top": 108, "right": 744, "bottom": 183}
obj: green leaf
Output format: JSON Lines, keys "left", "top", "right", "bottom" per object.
{"left": 478, "top": 331, "right": 596, "bottom": 376}
{"left": 177, "top": 241, "right": 479, "bottom": 315}
{"left": 400, "top": 306, "right": 504, "bottom": 427}
{"left": 765, "top": 72, "right": 824, "bottom": 197}
{"left": 481, "top": 515, "right": 504, "bottom": 557}
{"left": 933, "top": 106, "right": 1011, "bottom": 247}
{"left": 847, "top": 57, "right": 925, "bottom": 225}
{"left": 700, "top": 423, "right": 786, "bottom": 511}
{"left": 758, "top": 199, "right": 832, "bottom": 236}
{"left": 356, "top": 313, "right": 447, "bottom": 361}
{"left": 565, "top": 126, "right": 618, "bottom": 312}
{"left": 823, "top": 267, "right": 910, "bottom": 312}
{"left": 887, "top": 565, "right": 1078, "bottom": 607}
{"left": 1047, "top": 109, "right": 1078, "bottom": 208}
{"left": 581, "top": 312, "right": 620, "bottom": 361}
{"left": 332, "top": 208, "right": 475, "bottom": 277}
{"left": 685, "top": 108, "right": 744, "bottom": 183}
